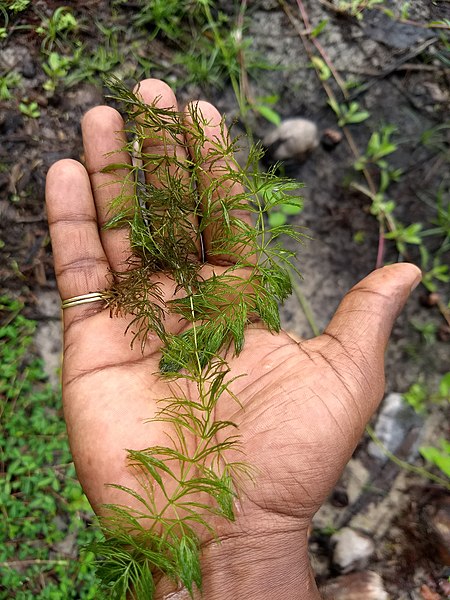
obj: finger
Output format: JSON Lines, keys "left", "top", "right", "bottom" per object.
{"left": 82, "top": 106, "right": 134, "bottom": 272}
{"left": 323, "top": 263, "right": 421, "bottom": 354}
{"left": 134, "top": 79, "right": 200, "bottom": 257}
{"left": 184, "top": 101, "right": 254, "bottom": 266}
{"left": 307, "top": 263, "right": 421, "bottom": 417}
{"left": 46, "top": 159, "right": 110, "bottom": 323}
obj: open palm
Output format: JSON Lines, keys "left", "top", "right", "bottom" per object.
{"left": 46, "top": 79, "right": 419, "bottom": 599}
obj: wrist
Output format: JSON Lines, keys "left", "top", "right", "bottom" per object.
{"left": 201, "top": 526, "right": 320, "bottom": 599}
{"left": 156, "top": 514, "right": 321, "bottom": 600}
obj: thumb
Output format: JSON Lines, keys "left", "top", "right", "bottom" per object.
{"left": 305, "top": 263, "right": 421, "bottom": 431}
{"left": 323, "top": 263, "right": 421, "bottom": 358}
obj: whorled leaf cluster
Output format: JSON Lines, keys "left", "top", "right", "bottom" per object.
{"left": 90, "top": 78, "right": 305, "bottom": 599}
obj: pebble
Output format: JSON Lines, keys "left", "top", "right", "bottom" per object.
{"left": 419, "top": 292, "right": 441, "bottom": 308}
{"left": 21, "top": 57, "right": 36, "bottom": 79}
{"left": 0, "top": 110, "right": 24, "bottom": 135}
{"left": 367, "top": 392, "right": 421, "bottom": 462}
{"left": 331, "top": 527, "right": 375, "bottom": 573}
{"left": 330, "top": 487, "right": 349, "bottom": 508}
{"left": 320, "top": 571, "right": 388, "bottom": 600}
{"left": 0, "top": 45, "right": 35, "bottom": 79}
{"left": 262, "top": 118, "right": 319, "bottom": 161}
{"left": 321, "top": 127, "right": 343, "bottom": 149}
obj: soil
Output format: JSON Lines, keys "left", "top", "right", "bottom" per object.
{"left": 1, "top": 1, "right": 449, "bottom": 598}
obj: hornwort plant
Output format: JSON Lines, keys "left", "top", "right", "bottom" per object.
{"left": 88, "top": 79, "right": 305, "bottom": 598}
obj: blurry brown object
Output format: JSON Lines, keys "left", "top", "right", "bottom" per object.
{"left": 420, "top": 583, "right": 442, "bottom": 600}
{"left": 420, "top": 491, "right": 450, "bottom": 566}
{"left": 321, "top": 128, "right": 343, "bottom": 149}
{"left": 263, "top": 118, "right": 319, "bottom": 162}
{"left": 320, "top": 571, "right": 388, "bottom": 600}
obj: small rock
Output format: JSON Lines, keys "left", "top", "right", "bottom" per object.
{"left": 342, "top": 458, "right": 370, "bottom": 505}
{"left": 367, "top": 392, "right": 421, "bottom": 462}
{"left": 21, "top": 57, "right": 36, "bottom": 79}
{"left": 320, "top": 571, "right": 388, "bottom": 600}
{"left": 262, "top": 118, "right": 319, "bottom": 162}
{"left": 331, "top": 527, "right": 375, "bottom": 573}
{"left": 321, "top": 128, "right": 343, "bottom": 149}
{"left": 0, "top": 46, "right": 29, "bottom": 70}
{"left": 0, "top": 110, "right": 24, "bottom": 135}
{"left": 419, "top": 292, "right": 441, "bottom": 308}
{"left": 330, "top": 487, "right": 349, "bottom": 508}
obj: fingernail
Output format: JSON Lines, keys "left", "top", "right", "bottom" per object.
{"left": 411, "top": 271, "right": 422, "bottom": 292}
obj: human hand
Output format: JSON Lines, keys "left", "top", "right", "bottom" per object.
{"left": 45, "top": 78, "right": 421, "bottom": 599}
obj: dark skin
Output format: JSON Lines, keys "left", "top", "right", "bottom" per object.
{"left": 45, "top": 79, "right": 421, "bottom": 599}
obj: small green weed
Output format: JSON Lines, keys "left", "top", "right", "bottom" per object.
{"left": 384, "top": 222, "right": 423, "bottom": 254}
{"left": 18, "top": 99, "right": 40, "bottom": 118}
{"left": 42, "top": 51, "right": 75, "bottom": 92}
{"left": 41, "top": 29, "right": 122, "bottom": 93}
{"left": 0, "top": 0, "right": 30, "bottom": 14}
{"left": 337, "top": 0, "right": 385, "bottom": 20}
{"left": 0, "top": 296, "right": 101, "bottom": 598}
{"left": 0, "top": 71, "right": 21, "bottom": 101}
{"left": 349, "top": 124, "right": 449, "bottom": 291}
{"left": 421, "top": 257, "right": 450, "bottom": 292}
{"left": 0, "top": 0, "right": 33, "bottom": 39}
{"left": 36, "top": 6, "right": 79, "bottom": 51}
{"left": 252, "top": 95, "right": 282, "bottom": 126}
{"left": 399, "top": 2, "right": 410, "bottom": 19}
{"left": 306, "top": 4, "right": 449, "bottom": 295}
{"left": 335, "top": 0, "right": 411, "bottom": 21}
{"left": 411, "top": 319, "right": 438, "bottom": 345}
{"left": 404, "top": 372, "right": 450, "bottom": 414}
{"left": 310, "top": 56, "right": 331, "bottom": 81}
{"left": 354, "top": 125, "right": 399, "bottom": 172}
{"left": 328, "top": 98, "right": 370, "bottom": 127}
{"left": 420, "top": 438, "right": 450, "bottom": 479}
{"left": 132, "top": 0, "right": 198, "bottom": 42}
{"left": 67, "top": 43, "right": 122, "bottom": 87}
{"left": 311, "top": 18, "right": 328, "bottom": 38}
{"left": 266, "top": 192, "right": 303, "bottom": 227}
{"left": 403, "top": 380, "right": 428, "bottom": 414}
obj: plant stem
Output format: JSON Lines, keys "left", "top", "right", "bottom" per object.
{"left": 291, "top": 277, "right": 320, "bottom": 337}
{"left": 1, "top": 559, "right": 70, "bottom": 567}
{"left": 366, "top": 425, "right": 450, "bottom": 490}
{"left": 375, "top": 220, "right": 385, "bottom": 269}
{"left": 295, "top": 0, "right": 349, "bottom": 98}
